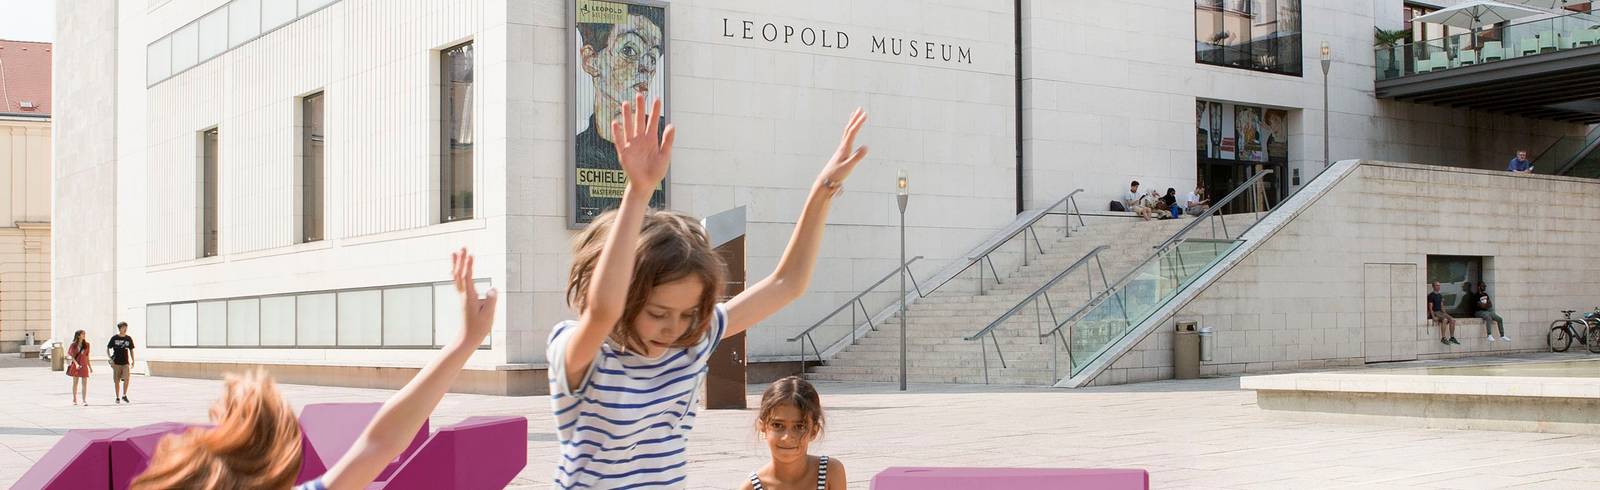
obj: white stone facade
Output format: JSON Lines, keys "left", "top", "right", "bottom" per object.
{"left": 55, "top": 0, "right": 1589, "bottom": 386}
{"left": 1093, "top": 162, "right": 1600, "bottom": 386}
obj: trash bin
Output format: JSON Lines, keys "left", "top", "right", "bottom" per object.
{"left": 51, "top": 344, "right": 64, "bottom": 371}
{"left": 1199, "top": 326, "right": 1215, "bottom": 362}
{"left": 1174, "top": 321, "right": 1200, "bottom": 380}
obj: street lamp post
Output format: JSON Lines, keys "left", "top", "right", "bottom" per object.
{"left": 1321, "top": 41, "right": 1331, "bottom": 171}
{"left": 897, "top": 170, "right": 909, "bottom": 392}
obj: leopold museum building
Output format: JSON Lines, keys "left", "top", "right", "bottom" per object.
{"left": 54, "top": 0, "right": 1592, "bottom": 394}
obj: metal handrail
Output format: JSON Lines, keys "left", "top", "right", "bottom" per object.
{"left": 917, "top": 189, "right": 1087, "bottom": 297}
{"left": 1553, "top": 125, "right": 1600, "bottom": 175}
{"left": 787, "top": 189, "right": 1090, "bottom": 371}
{"left": 964, "top": 246, "right": 1110, "bottom": 342}
{"left": 962, "top": 245, "right": 1110, "bottom": 384}
{"left": 1045, "top": 169, "right": 1276, "bottom": 344}
{"left": 788, "top": 256, "right": 924, "bottom": 343}
{"left": 1151, "top": 170, "right": 1273, "bottom": 252}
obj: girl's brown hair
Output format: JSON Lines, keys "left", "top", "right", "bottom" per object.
{"left": 567, "top": 208, "right": 726, "bottom": 354}
{"left": 131, "top": 369, "right": 303, "bottom": 490}
{"left": 71, "top": 330, "right": 86, "bottom": 352}
{"left": 757, "top": 376, "right": 825, "bottom": 437}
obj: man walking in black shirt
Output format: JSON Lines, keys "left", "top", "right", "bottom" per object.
{"left": 107, "top": 322, "right": 135, "bottom": 404}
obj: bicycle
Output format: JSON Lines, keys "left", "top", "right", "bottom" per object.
{"left": 1547, "top": 309, "right": 1600, "bottom": 353}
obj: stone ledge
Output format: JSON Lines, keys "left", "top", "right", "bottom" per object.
{"left": 1242, "top": 371, "right": 1600, "bottom": 399}
{"left": 149, "top": 360, "right": 551, "bottom": 396}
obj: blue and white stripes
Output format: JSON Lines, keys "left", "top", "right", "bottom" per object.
{"left": 547, "top": 305, "right": 727, "bottom": 489}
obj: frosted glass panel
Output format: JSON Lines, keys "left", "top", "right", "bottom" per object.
{"left": 146, "top": 37, "right": 171, "bottom": 84}
{"left": 198, "top": 6, "right": 228, "bottom": 60}
{"left": 337, "top": 290, "right": 382, "bottom": 346}
{"left": 433, "top": 280, "right": 491, "bottom": 347}
{"left": 227, "top": 299, "right": 260, "bottom": 346}
{"left": 383, "top": 286, "right": 433, "bottom": 346}
{"left": 198, "top": 301, "right": 228, "bottom": 346}
{"left": 260, "top": 296, "right": 296, "bottom": 345}
{"left": 146, "top": 304, "right": 172, "bottom": 347}
{"left": 229, "top": 0, "right": 261, "bottom": 47}
{"left": 171, "top": 22, "right": 199, "bottom": 73}
{"left": 171, "top": 303, "right": 199, "bottom": 347}
{"left": 299, "top": 0, "right": 335, "bottom": 16}
{"left": 433, "top": 284, "right": 461, "bottom": 345}
{"left": 297, "top": 293, "right": 336, "bottom": 346}
{"left": 262, "top": 0, "right": 296, "bottom": 31}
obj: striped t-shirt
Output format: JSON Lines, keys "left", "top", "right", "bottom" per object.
{"left": 547, "top": 304, "right": 727, "bottom": 489}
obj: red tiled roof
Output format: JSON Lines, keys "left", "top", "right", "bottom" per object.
{"left": 0, "top": 39, "right": 51, "bottom": 116}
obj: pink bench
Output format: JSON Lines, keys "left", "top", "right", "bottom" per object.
{"left": 295, "top": 403, "right": 430, "bottom": 484}
{"left": 110, "top": 422, "right": 204, "bottom": 490}
{"left": 871, "top": 467, "right": 1149, "bottom": 490}
{"left": 372, "top": 416, "right": 528, "bottom": 489}
{"left": 16, "top": 403, "right": 526, "bottom": 490}
{"left": 12, "top": 428, "right": 126, "bottom": 489}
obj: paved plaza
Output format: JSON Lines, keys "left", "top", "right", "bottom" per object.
{"left": 2, "top": 354, "right": 1599, "bottom": 489}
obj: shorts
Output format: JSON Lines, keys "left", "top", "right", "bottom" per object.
{"left": 112, "top": 363, "right": 130, "bottom": 381}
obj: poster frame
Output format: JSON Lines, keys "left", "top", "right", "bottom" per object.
{"left": 567, "top": 0, "right": 673, "bottom": 229}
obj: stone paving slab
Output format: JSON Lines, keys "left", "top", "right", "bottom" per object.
{"left": 1, "top": 354, "right": 1598, "bottom": 489}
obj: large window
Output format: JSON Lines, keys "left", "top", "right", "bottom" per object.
{"left": 200, "top": 128, "right": 220, "bottom": 257}
{"left": 1195, "top": 0, "right": 1302, "bottom": 76}
{"left": 302, "top": 92, "right": 325, "bottom": 242}
{"left": 440, "top": 41, "right": 475, "bottom": 223}
{"left": 144, "top": 280, "right": 491, "bottom": 349}
{"left": 1427, "top": 255, "right": 1485, "bottom": 317}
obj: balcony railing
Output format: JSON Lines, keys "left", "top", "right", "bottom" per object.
{"left": 1377, "top": 10, "right": 1600, "bottom": 81}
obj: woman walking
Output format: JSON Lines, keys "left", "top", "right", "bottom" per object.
{"left": 67, "top": 330, "right": 92, "bottom": 406}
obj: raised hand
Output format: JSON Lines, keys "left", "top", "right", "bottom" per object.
{"left": 451, "top": 248, "right": 498, "bottom": 344}
{"left": 610, "top": 94, "right": 675, "bottom": 191}
{"left": 817, "top": 108, "right": 869, "bottom": 194}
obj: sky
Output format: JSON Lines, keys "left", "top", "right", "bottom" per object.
{"left": 0, "top": 0, "right": 55, "bottom": 43}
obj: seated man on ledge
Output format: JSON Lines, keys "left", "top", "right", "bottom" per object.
{"left": 1471, "top": 281, "right": 1509, "bottom": 342}
{"left": 1428, "top": 281, "right": 1459, "bottom": 345}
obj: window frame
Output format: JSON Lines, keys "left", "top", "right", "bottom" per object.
{"left": 439, "top": 40, "right": 476, "bottom": 224}
{"left": 1193, "top": 0, "right": 1304, "bottom": 77}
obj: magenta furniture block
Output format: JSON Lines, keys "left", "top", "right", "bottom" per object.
{"left": 11, "top": 428, "right": 126, "bottom": 490}
{"left": 296, "top": 430, "right": 328, "bottom": 485}
{"left": 109, "top": 422, "right": 199, "bottom": 490}
{"left": 297, "top": 403, "right": 429, "bottom": 483}
{"left": 871, "top": 467, "right": 1149, "bottom": 490}
{"left": 374, "top": 416, "right": 528, "bottom": 490}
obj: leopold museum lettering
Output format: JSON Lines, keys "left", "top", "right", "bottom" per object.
{"left": 722, "top": 18, "right": 974, "bottom": 65}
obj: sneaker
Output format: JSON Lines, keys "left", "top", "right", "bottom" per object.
{"left": 1501, "top": 336, "right": 1511, "bottom": 341}
{"left": 122, "top": 396, "right": 129, "bottom": 403}
{"left": 115, "top": 397, "right": 121, "bottom": 404}
{"left": 1488, "top": 336, "right": 1496, "bottom": 342}
{"left": 1441, "top": 338, "right": 1450, "bottom": 345}
{"left": 1449, "top": 337, "right": 1461, "bottom": 345}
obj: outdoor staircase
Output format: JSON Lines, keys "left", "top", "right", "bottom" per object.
{"left": 805, "top": 217, "right": 1196, "bottom": 385}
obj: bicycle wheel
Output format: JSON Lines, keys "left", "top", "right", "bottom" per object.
{"left": 1588, "top": 325, "right": 1600, "bottom": 354}
{"left": 1549, "top": 321, "right": 1573, "bottom": 352}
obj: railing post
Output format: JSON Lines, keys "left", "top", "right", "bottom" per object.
{"left": 981, "top": 337, "right": 990, "bottom": 384}
{"left": 1022, "top": 228, "right": 1029, "bottom": 267}
{"left": 978, "top": 260, "right": 986, "bottom": 296}
{"left": 992, "top": 333, "right": 1007, "bottom": 369}
{"left": 1035, "top": 298, "right": 1043, "bottom": 341}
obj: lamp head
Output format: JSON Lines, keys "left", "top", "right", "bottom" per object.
{"left": 1320, "top": 41, "right": 1330, "bottom": 61}
{"left": 896, "top": 169, "right": 908, "bottom": 196}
